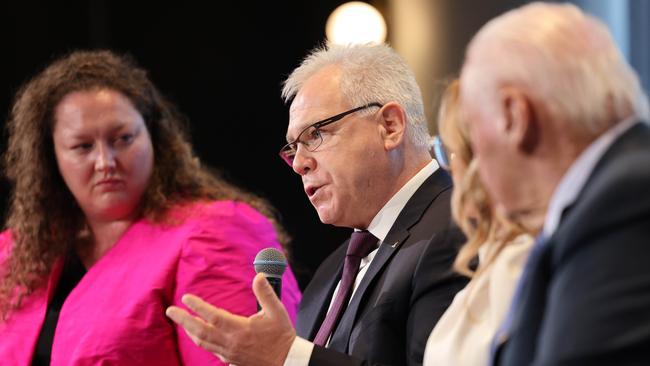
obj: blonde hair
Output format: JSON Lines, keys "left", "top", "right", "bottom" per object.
{"left": 438, "top": 79, "right": 524, "bottom": 277}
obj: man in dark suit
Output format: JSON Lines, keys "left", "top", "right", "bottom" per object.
{"left": 166, "top": 43, "right": 467, "bottom": 365}
{"left": 458, "top": 3, "right": 650, "bottom": 365}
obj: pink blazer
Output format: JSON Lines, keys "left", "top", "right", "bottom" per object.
{"left": 0, "top": 200, "right": 301, "bottom": 365}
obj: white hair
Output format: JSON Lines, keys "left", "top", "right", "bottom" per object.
{"left": 282, "top": 43, "right": 430, "bottom": 148}
{"left": 463, "top": 2, "right": 649, "bottom": 138}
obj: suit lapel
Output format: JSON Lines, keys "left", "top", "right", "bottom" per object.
{"left": 495, "top": 236, "right": 553, "bottom": 365}
{"left": 1, "top": 258, "right": 64, "bottom": 366}
{"left": 327, "top": 231, "right": 407, "bottom": 352}
{"left": 328, "top": 170, "right": 452, "bottom": 352}
{"left": 499, "top": 123, "right": 650, "bottom": 358}
{"left": 296, "top": 247, "right": 346, "bottom": 340}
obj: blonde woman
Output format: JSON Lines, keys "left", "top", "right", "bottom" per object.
{"left": 423, "top": 80, "right": 533, "bottom": 365}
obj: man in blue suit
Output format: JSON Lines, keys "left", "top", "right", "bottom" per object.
{"left": 459, "top": 2, "right": 650, "bottom": 365}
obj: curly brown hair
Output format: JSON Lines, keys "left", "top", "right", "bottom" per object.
{"left": 0, "top": 50, "right": 288, "bottom": 320}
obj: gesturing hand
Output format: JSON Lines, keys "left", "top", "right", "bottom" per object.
{"left": 166, "top": 273, "right": 296, "bottom": 366}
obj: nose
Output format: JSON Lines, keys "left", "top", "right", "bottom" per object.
{"left": 292, "top": 145, "right": 315, "bottom": 176}
{"left": 95, "top": 143, "right": 117, "bottom": 173}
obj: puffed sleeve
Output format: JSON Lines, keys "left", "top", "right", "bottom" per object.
{"left": 172, "top": 201, "right": 301, "bottom": 365}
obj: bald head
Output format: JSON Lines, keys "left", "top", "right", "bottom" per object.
{"left": 458, "top": 2, "right": 648, "bottom": 228}
{"left": 462, "top": 2, "right": 648, "bottom": 139}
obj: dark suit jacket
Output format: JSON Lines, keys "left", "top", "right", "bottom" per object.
{"left": 296, "top": 169, "right": 468, "bottom": 366}
{"left": 497, "top": 122, "right": 650, "bottom": 365}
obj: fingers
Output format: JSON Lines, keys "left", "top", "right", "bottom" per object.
{"left": 181, "top": 294, "right": 218, "bottom": 320}
{"left": 165, "top": 305, "right": 191, "bottom": 326}
{"left": 165, "top": 306, "right": 222, "bottom": 354}
{"left": 165, "top": 305, "right": 207, "bottom": 333}
{"left": 169, "top": 287, "right": 293, "bottom": 366}
{"left": 252, "top": 273, "right": 285, "bottom": 318}
{"left": 181, "top": 294, "right": 240, "bottom": 330}
{"left": 166, "top": 297, "right": 240, "bottom": 343}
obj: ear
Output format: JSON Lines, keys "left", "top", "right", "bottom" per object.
{"left": 499, "top": 86, "right": 538, "bottom": 154}
{"left": 378, "top": 102, "right": 407, "bottom": 151}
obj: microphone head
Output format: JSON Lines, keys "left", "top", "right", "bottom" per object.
{"left": 254, "top": 248, "right": 287, "bottom": 278}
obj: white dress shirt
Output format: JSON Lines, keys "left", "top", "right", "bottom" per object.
{"left": 543, "top": 117, "right": 639, "bottom": 238}
{"left": 284, "top": 160, "right": 439, "bottom": 366}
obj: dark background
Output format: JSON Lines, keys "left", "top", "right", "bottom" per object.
{"left": 0, "top": 0, "right": 374, "bottom": 287}
{"left": 1, "top": 1, "right": 648, "bottom": 289}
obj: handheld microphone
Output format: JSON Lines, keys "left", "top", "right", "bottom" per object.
{"left": 253, "top": 248, "right": 287, "bottom": 310}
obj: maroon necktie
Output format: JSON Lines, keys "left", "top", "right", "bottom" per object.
{"left": 313, "top": 230, "right": 378, "bottom": 346}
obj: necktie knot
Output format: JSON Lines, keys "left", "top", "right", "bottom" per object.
{"left": 346, "top": 230, "right": 378, "bottom": 258}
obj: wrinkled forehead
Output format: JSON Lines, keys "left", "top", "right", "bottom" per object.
{"left": 285, "top": 101, "right": 339, "bottom": 143}
{"left": 287, "top": 101, "right": 314, "bottom": 132}
{"left": 285, "top": 70, "right": 347, "bottom": 141}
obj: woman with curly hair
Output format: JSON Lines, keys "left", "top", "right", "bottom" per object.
{"left": 423, "top": 79, "right": 533, "bottom": 365}
{"left": 0, "top": 50, "right": 300, "bottom": 365}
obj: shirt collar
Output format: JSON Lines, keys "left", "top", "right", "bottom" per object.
{"left": 543, "top": 117, "right": 639, "bottom": 237}
{"left": 360, "top": 159, "right": 439, "bottom": 242}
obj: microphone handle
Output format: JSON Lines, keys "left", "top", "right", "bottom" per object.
{"left": 257, "top": 275, "right": 282, "bottom": 311}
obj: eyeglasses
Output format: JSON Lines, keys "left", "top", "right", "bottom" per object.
{"left": 279, "top": 103, "right": 382, "bottom": 167}
{"left": 431, "top": 135, "right": 452, "bottom": 171}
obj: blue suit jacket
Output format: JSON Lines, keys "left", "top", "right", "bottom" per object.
{"left": 496, "top": 122, "right": 650, "bottom": 365}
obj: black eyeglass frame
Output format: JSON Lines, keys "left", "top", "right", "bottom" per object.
{"left": 279, "top": 102, "right": 383, "bottom": 166}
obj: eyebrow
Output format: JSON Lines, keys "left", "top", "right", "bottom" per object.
{"left": 285, "top": 106, "right": 344, "bottom": 143}
{"left": 61, "top": 120, "right": 136, "bottom": 140}
{"left": 285, "top": 128, "right": 295, "bottom": 143}
{"left": 285, "top": 122, "right": 309, "bottom": 143}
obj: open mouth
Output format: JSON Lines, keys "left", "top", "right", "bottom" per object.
{"left": 305, "top": 185, "right": 322, "bottom": 198}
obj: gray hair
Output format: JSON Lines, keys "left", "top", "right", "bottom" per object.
{"left": 463, "top": 2, "right": 649, "bottom": 138}
{"left": 282, "top": 43, "right": 430, "bottom": 148}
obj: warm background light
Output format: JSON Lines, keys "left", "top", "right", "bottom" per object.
{"left": 326, "top": 2, "right": 387, "bottom": 45}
